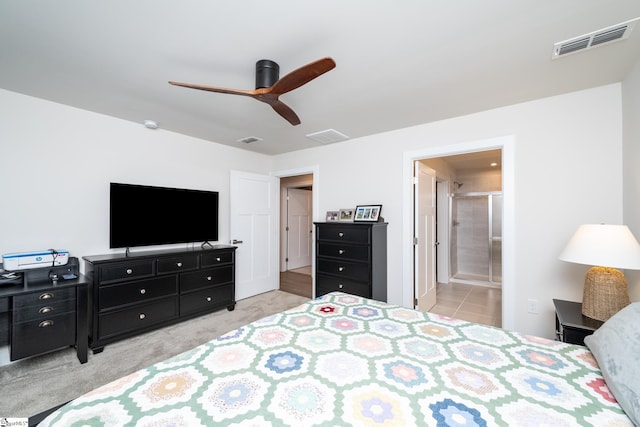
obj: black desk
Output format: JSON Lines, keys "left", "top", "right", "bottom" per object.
{"left": 553, "top": 299, "right": 604, "bottom": 346}
{"left": 0, "top": 274, "right": 88, "bottom": 364}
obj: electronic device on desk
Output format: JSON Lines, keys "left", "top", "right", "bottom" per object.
{"left": 0, "top": 255, "right": 79, "bottom": 286}
{"left": 2, "top": 249, "right": 69, "bottom": 271}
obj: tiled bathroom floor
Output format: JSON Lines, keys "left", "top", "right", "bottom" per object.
{"left": 430, "top": 282, "right": 502, "bottom": 328}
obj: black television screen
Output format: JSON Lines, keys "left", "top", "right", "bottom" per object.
{"left": 110, "top": 182, "right": 219, "bottom": 249}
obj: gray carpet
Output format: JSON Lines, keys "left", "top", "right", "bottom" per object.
{"left": 0, "top": 290, "right": 309, "bottom": 419}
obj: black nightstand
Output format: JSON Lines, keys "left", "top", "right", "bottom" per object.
{"left": 553, "top": 299, "right": 604, "bottom": 346}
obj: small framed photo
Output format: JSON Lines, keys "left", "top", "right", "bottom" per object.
{"left": 339, "top": 209, "right": 354, "bottom": 222}
{"left": 326, "top": 210, "right": 339, "bottom": 221}
{"left": 354, "top": 205, "right": 382, "bottom": 222}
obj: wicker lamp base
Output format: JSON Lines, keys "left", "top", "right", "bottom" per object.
{"left": 582, "top": 266, "right": 630, "bottom": 322}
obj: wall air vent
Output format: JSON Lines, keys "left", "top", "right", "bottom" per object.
{"left": 305, "top": 129, "right": 349, "bottom": 144}
{"left": 552, "top": 17, "right": 639, "bottom": 59}
{"left": 237, "top": 136, "right": 263, "bottom": 144}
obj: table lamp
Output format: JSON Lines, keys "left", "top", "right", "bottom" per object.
{"left": 559, "top": 224, "right": 640, "bottom": 322}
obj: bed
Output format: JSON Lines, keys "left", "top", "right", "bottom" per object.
{"left": 39, "top": 291, "right": 637, "bottom": 426}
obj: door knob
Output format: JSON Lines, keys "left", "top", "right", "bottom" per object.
{"left": 232, "top": 239, "right": 243, "bottom": 244}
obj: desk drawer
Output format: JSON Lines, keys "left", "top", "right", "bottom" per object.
{"left": 13, "top": 298, "right": 76, "bottom": 323}
{"left": 180, "top": 266, "right": 233, "bottom": 293}
{"left": 99, "top": 276, "right": 177, "bottom": 311}
{"left": 317, "top": 258, "right": 369, "bottom": 281}
{"left": 157, "top": 255, "right": 198, "bottom": 274}
{"left": 100, "top": 259, "right": 154, "bottom": 284}
{"left": 13, "top": 287, "right": 75, "bottom": 309}
{"left": 11, "top": 311, "right": 76, "bottom": 360}
{"left": 180, "top": 284, "right": 233, "bottom": 316}
{"left": 98, "top": 297, "right": 178, "bottom": 339}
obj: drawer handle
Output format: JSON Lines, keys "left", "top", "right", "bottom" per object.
{"left": 140, "top": 288, "right": 146, "bottom": 295}
{"left": 39, "top": 293, "right": 54, "bottom": 300}
{"left": 126, "top": 268, "right": 133, "bottom": 275}
{"left": 338, "top": 249, "right": 345, "bottom": 255}
{"left": 207, "top": 276, "right": 212, "bottom": 281}
{"left": 338, "top": 232, "right": 344, "bottom": 237}
{"left": 139, "top": 313, "right": 146, "bottom": 320}
{"left": 206, "top": 296, "right": 212, "bottom": 302}
{"left": 216, "top": 257, "right": 221, "bottom": 262}
{"left": 177, "top": 262, "right": 183, "bottom": 267}
{"left": 338, "top": 266, "right": 344, "bottom": 272}
{"left": 339, "top": 283, "right": 344, "bottom": 289}
{"left": 39, "top": 320, "right": 54, "bottom": 328}
{"left": 39, "top": 306, "right": 54, "bottom": 314}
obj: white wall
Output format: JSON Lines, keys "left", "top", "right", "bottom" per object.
{"left": 272, "top": 84, "right": 624, "bottom": 338}
{"left": 0, "top": 89, "right": 272, "bottom": 262}
{"left": 0, "top": 84, "right": 626, "bottom": 339}
{"left": 622, "top": 58, "right": 640, "bottom": 301}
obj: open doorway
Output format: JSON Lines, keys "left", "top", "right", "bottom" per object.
{"left": 414, "top": 149, "right": 503, "bottom": 328}
{"left": 279, "top": 174, "right": 313, "bottom": 298}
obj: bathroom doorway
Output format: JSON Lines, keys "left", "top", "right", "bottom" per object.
{"left": 415, "top": 148, "right": 503, "bottom": 327}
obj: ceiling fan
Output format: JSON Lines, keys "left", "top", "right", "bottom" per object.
{"left": 169, "top": 57, "right": 336, "bottom": 126}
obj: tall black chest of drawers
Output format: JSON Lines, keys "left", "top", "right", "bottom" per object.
{"left": 315, "top": 222, "right": 387, "bottom": 301}
{"left": 84, "top": 246, "right": 236, "bottom": 352}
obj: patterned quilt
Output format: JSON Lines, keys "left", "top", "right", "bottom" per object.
{"left": 40, "top": 292, "right": 633, "bottom": 426}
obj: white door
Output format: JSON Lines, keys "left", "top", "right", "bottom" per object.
{"left": 286, "top": 188, "right": 312, "bottom": 270}
{"left": 230, "top": 170, "right": 279, "bottom": 300}
{"left": 415, "top": 161, "right": 437, "bottom": 311}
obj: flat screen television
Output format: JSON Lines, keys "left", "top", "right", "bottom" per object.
{"left": 110, "top": 182, "right": 219, "bottom": 249}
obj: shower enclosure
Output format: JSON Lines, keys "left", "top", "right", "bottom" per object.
{"left": 449, "top": 192, "right": 502, "bottom": 286}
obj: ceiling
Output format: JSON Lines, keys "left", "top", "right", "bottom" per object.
{"left": 2, "top": 1, "right": 640, "bottom": 156}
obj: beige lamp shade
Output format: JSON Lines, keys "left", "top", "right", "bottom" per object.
{"left": 559, "top": 224, "right": 640, "bottom": 321}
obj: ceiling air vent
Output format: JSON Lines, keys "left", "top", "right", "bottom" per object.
{"left": 552, "top": 17, "right": 639, "bottom": 59}
{"left": 305, "top": 129, "right": 349, "bottom": 144}
{"left": 237, "top": 136, "right": 263, "bottom": 144}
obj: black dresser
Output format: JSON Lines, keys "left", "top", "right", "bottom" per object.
{"left": 314, "top": 222, "right": 387, "bottom": 301}
{"left": 83, "top": 246, "right": 236, "bottom": 353}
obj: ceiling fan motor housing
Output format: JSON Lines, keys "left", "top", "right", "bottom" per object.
{"left": 255, "top": 60, "right": 279, "bottom": 89}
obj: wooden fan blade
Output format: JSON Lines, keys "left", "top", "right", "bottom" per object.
{"left": 270, "top": 100, "right": 301, "bottom": 126}
{"left": 168, "top": 81, "right": 258, "bottom": 97}
{"left": 270, "top": 57, "right": 336, "bottom": 95}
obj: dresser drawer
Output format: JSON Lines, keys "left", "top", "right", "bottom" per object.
{"left": 13, "top": 287, "right": 75, "bottom": 310}
{"left": 317, "top": 242, "right": 369, "bottom": 262}
{"left": 98, "top": 297, "right": 178, "bottom": 339}
{"left": 317, "top": 225, "right": 370, "bottom": 244}
{"left": 317, "top": 258, "right": 370, "bottom": 281}
{"left": 13, "top": 298, "right": 76, "bottom": 323}
{"left": 11, "top": 311, "right": 76, "bottom": 360}
{"left": 157, "top": 254, "right": 198, "bottom": 274}
{"left": 316, "top": 274, "right": 371, "bottom": 298}
{"left": 180, "top": 266, "right": 233, "bottom": 293}
{"left": 99, "top": 276, "right": 178, "bottom": 311}
{"left": 100, "top": 259, "right": 154, "bottom": 284}
{"left": 180, "top": 284, "right": 233, "bottom": 316}
{"left": 201, "top": 250, "right": 234, "bottom": 267}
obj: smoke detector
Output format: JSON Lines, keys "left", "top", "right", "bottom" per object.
{"left": 552, "top": 17, "right": 639, "bottom": 59}
{"left": 143, "top": 119, "right": 158, "bottom": 129}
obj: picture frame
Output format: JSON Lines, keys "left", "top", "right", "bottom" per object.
{"left": 354, "top": 204, "right": 382, "bottom": 222}
{"left": 338, "top": 209, "right": 354, "bottom": 222}
{"left": 326, "top": 210, "right": 339, "bottom": 222}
